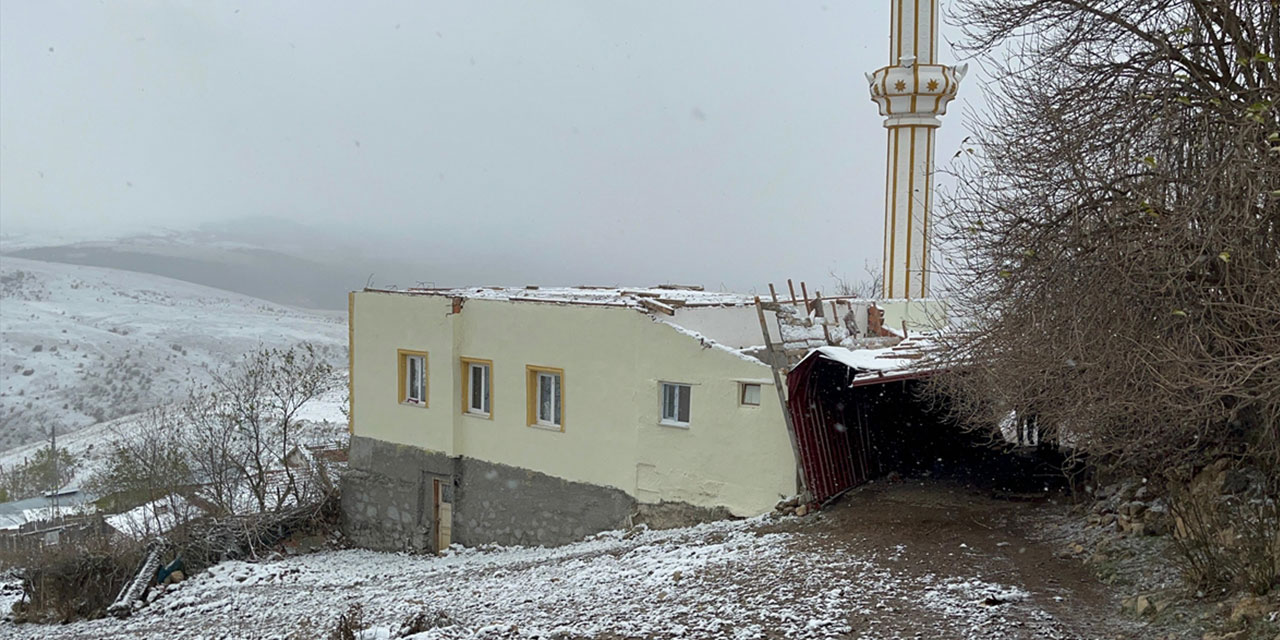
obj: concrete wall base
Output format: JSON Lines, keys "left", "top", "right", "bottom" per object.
{"left": 345, "top": 436, "right": 652, "bottom": 550}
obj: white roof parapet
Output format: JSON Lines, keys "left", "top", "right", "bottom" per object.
{"left": 371, "top": 285, "right": 758, "bottom": 309}
{"left": 363, "top": 285, "right": 774, "bottom": 359}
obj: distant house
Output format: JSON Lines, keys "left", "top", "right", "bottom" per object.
{"left": 342, "top": 285, "right": 802, "bottom": 552}
{"left": 0, "top": 487, "right": 104, "bottom": 549}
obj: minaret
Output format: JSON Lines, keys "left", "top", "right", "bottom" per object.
{"left": 867, "top": 0, "right": 966, "bottom": 299}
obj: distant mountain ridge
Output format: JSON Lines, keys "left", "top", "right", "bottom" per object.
{"left": 6, "top": 235, "right": 358, "bottom": 311}
{"left": 0, "top": 217, "right": 506, "bottom": 310}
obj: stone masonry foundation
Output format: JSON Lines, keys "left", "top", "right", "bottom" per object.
{"left": 341, "top": 436, "right": 735, "bottom": 552}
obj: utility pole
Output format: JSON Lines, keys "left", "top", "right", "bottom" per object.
{"left": 49, "top": 423, "right": 59, "bottom": 513}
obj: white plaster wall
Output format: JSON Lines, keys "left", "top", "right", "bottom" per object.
{"left": 666, "top": 306, "right": 778, "bottom": 348}
{"left": 349, "top": 292, "right": 798, "bottom": 517}
{"left": 890, "top": 0, "right": 938, "bottom": 64}
{"left": 879, "top": 298, "right": 950, "bottom": 333}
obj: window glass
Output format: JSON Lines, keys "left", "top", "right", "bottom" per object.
{"left": 662, "top": 384, "right": 677, "bottom": 420}
{"left": 553, "top": 374, "right": 561, "bottom": 425}
{"left": 538, "top": 372, "right": 560, "bottom": 425}
{"left": 470, "top": 363, "right": 488, "bottom": 413}
{"left": 741, "top": 383, "right": 762, "bottom": 406}
{"left": 661, "top": 383, "right": 691, "bottom": 425}
{"left": 405, "top": 355, "right": 425, "bottom": 403}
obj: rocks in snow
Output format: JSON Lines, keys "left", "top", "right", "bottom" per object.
{"left": 772, "top": 496, "right": 812, "bottom": 518}
{"left": 1120, "top": 592, "right": 1172, "bottom": 618}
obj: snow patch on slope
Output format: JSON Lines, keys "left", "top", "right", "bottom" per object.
{"left": 0, "top": 256, "right": 346, "bottom": 449}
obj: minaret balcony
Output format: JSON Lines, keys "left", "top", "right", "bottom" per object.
{"left": 866, "top": 57, "right": 968, "bottom": 127}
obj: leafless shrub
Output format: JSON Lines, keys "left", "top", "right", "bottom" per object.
{"left": 2, "top": 534, "right": 142, "bottom": 623}
{"left": 87, "top": 407, "right": 195, "bottom": 534}
{"left": 30, "top": 343, "right": 344, "bottom": 621}
{"left": 830, "top": 262, "right": 883, "bottom": 299}
{"left": 330, "top": 602, "right": 366, "bottom": 640}
{"left": 1166, "top": 460, "right": 1279, "bottom": 595}
{"left": 397, "top": 609, "right": 454, "bottom": 636}
{"left": 929, "top": 0, "right": 1279, "bottom": 591}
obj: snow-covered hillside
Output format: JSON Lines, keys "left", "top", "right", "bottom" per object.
{"left": 0, "top": 256, "right": 346, "bottom": 450}
{"left": 0, "top": 383, "right": 349, "bottom": 493}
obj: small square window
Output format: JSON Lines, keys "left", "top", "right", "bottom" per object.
{"left": 398, "top": 350, "right": 428, "bottom": 407}
{"left": 660, "top": 382, "right": 691, "bottom": 426}
{"left": 740, "top": 383, "right": 762, "bottom": 406}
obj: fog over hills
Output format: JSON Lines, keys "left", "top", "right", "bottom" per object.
{"left": 0, "top": 255, "right": 346, "bottom": 450}
{"left": 2, "top": 216, "right": 690, "bottom": 311}
{"left": 3, "top": 219, "right": 403, "bottom": 310}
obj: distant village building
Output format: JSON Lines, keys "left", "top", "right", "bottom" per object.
{"left": 0, "top": 487, "right": 106, "bottom": 550}
{"left": 342, "top": 286, "right": 808, "bottom": 552}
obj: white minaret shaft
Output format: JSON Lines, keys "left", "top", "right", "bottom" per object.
{"left": 867, "top": 0, "right": 966, "bottom": 299}
{"left": 891, "top": 0, "right": 938, "bottom": 64}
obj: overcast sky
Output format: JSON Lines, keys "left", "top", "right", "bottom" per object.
{"left": 0, "top": 1, "right": 974, "bottom": 293}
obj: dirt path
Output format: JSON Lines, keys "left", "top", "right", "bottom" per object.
{"left": 765, "top": 481, "right": 1142, "bottom": 639}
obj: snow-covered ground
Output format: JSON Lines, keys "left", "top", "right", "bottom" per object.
{"left": 2, "top": 511, "right": 1084, "bottom": 640}
{"left": 0, "top": 256, "right": 346, "bottom": 449}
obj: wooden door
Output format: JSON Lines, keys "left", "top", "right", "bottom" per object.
{"left": 433, "top": 478, "right": 452, "bottom": 553}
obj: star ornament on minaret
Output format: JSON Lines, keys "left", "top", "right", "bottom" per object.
{"left": 866, "top": 58, "right": 968, "bottom": 128}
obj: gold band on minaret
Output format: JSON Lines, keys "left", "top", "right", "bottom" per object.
{"left": 867, "top": 0, "right": 966, "bottom": 299}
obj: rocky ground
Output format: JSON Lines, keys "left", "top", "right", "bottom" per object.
{"left": 1036, "top": 473, "right": 1280, "bottom": 640}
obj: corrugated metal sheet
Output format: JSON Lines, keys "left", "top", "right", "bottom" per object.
{"left": 786, "top": 347, "right": 938, "bottom": 505}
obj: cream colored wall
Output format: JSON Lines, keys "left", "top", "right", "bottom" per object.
{"left": 450, "top": 299, "right": 645, "bottom": 495}
{"left": 350, "top": 292, "right": 798, "bottom": 516}
{"left": 350, "top": 291, "right": 458, "bottom": 455}
{"left": 629, "top": 317, "right": 796, "bottom": 515}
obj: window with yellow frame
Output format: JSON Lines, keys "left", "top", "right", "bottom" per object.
{"left": 525, "top": 365, "right": 563, "bottom": 430}
{"left": 460, "top": 357, "right": 492, "bottom": 417}
{"left": 397, "top": 349, "right": 429, "bottom": 407}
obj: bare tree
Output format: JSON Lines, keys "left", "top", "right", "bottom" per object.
{"left": 205, "top": 344, "right": 336, "bottom": 514}
{"left": 830, "top": 261, "right": 883, "bottom": 299}
{"left": 929, "top": 0, "right": 1278, "bottom": 591}
{"left": 183, "top": 392, "right": 245, "bottom": 515}
{"left": 90, "top": 344, "right": 338, "bottom": 518}
{"left": 88, "top": 407, "right": 195, "bottom": 538}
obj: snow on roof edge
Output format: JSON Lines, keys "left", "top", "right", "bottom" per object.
{"left": 809, "top": 338, "right": 942, "bottom": 381}
{"left": 363, "top": 285, "right": 757, "bottom": 309}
